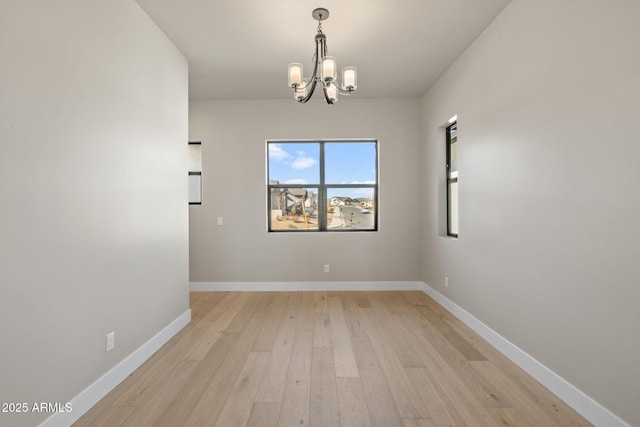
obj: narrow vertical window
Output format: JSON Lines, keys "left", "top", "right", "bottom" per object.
{"left": 188, "top": 141, "right": 202, "bottom": 205}
{"left": 446, "top": 122, "right": 458, "bottom": 237}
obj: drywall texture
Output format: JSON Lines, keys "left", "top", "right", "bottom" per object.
{"left": 420, "top": 0, "right": 640, "bottom": 425}
{"left": 0, "top": 1, "right": 189, "bottom": 426}
{"left": 189, "top": 98, "right": 422, "bottom": 283}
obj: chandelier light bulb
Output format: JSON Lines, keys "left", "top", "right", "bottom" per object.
{"left": 325, "top": 83, "right": 338, "bottom": 103}
{"left": 322, "top": 57, "right": 336, "bottom": 82}
{"left": 342, "top": 66, "right": 357, "bottom": 91}
{"left": 295, "top": 81, "right": 308, "bottom": 100}
{"left": 288, "top": 63, "right": 303, "bottom": 88}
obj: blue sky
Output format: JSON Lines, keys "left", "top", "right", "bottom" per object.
{"left": 268, "top": 142, "right": 376, "bottom": 198}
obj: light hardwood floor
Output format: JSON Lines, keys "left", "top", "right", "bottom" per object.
{"left": 74, "top": 291, "right": 593, "bottom": 427}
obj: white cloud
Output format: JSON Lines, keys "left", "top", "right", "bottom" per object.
{"left": 291, "top": 156, "right": 317, "bottom": 170}
{"left": 352, "top": 188, "right": 375, "bottom": 197}
{"left": 284, "top": 178, "right": 307, "bottom": 184}
{"left": 269, "top": 144, "right": 292, "bottom": 162}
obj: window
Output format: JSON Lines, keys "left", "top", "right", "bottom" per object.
{"left": 188, "top": 141, "right": 202, "bottom": 204}
{"left": 446, "top": 122, "right": 458, "bottom": 237}
{"left": 267, "top": 140, "right": 378, "bottom": 232}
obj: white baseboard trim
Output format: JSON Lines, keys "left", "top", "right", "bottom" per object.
{"left": 38, "top": 309, "right": 191, "bottom": 427}
{"left": 418, "top": 282, "right": 630, "bottom": 427}
{"left": 190, "top": 281, "right": 424, "bottom": 292}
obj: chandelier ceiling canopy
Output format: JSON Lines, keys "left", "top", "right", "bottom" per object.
{"left": 287, "top": 8, "right": 357, "bottom": 105}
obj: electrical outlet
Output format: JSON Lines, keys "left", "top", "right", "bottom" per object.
{"left": 445, "top": 276, "right": 449, "bottom": 287}
{"left": 324, "top": 264, "right": 330, "bottom": 273}
{"left": 217, "top": 217, "right": 223, "bottom": 226}
{"left": 106, "top": 332, "right": 115, "bottom": 352}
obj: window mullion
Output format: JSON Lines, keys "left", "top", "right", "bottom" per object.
{"left": 319, "top": 142, "right": 326, "bottom": 231}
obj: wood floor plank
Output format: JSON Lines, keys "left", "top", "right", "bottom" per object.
{"left": 357, "top": 308, "right": 430, "bottom": 420}
{"left": 393, "top": 291, "right": 429, "bottom": 308}
{"left": 112, "top": 343, "right": 193, "bottom": 407}
{"left": 288, "top": 291, "right": 303, "bottom": 307}
{"left": 313, "top": 310, "right": 333, "bottom": 349}
{"left": 189, "top": 291, "right": 222, "bottom": 322}
{"left": 255, "top": 296, "right": 299, "bottom": 402}
{"left": 73, "top": 405, "right": 136, "bottom": 427}
{"left": 186, "top": 302, "right": 242, "bottom": 361}
{"left": 252, "top": 292, "right": 288, "bottom": 352}
{"left": 377, "top": 314, "right": 425, "bottom": 368}
{"left": 470, "top": 360, "right": 576, "bottom": 427}
{"left": 402, "top": 419, "right": 437, "bottom": 427}
{"left": 245, "top": 402, "right": 281, "bottom": 427}
{"left": 366, "top": 292, "right": 392, "bottom": 315}
{"left": 328, "top": 296, "right": 360, "bottom": 378}
{"left": 152, "top": 332, "right": 239, "bottom": 427}
{"left": 463, "top": 360, "right": 517, "bottom": 409}
{"left": 314, "top": 291, "right": 329, "bottom": 311}
{"left": 336, "top": 377, "right": 373, "bottom": 427}
{"left": 405, "top": 367, "right": 465, "bottom": 427}
{"left": 309, "top": 346, "right": 340, "bottom": 427}
{"left": 118, "top": 361, "right": 199, "bottom": 427}
{"left": 351, "top": 292, "right": 372, "bottom": 309}
{"left": 214, "top": 351, "right": 270, "bottom": 427}
{"left": 380, "top": 291, "right": 407, "bottom": 315}
{"left": 185, "top": 327, "right": 223, "bottom": 363}
{"left": 400, "top": 317, "right": 501, "bottom": 427}
{"left": 251, "top": 291, "right": 276, "bottom": 317}
{"left": 313, "top": 292, "right": 332, "bottom": 349}
{"left": 396, "top": 307, "right": 507, "bottom": 412}
{"left": 72, "top": 364, "right": 144, "bottom": 427}
{"left": 339, "top": 291, "right": 368, "bottom": 338}
{"left": 225, "top": 292, "right": 265, "bottom": 333}
{"left": 197, "top": 292, "right": 242, "bottom": 324}
{"left": 183, "top": 316, "right": 264, "bottom": 426}
{"left": 414, "top": 303, "right": 487, "bottom": 362}
{"left": 277, "top": 329, "right": 313, "bottom": 427}
{"left": 297, "top": 291, "right": 315, "bottom": 331}
{"left": 351, "top": 335, "right": 404, "bottom": 427}
{"left": 485, "top": 407, "right": 536, "bottom": 427}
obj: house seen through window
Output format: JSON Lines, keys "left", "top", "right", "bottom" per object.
{"left": 267, "top": 140, "right": 378, "bottom": 232}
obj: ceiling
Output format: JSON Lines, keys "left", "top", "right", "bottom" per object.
{"left": 135, "top": 0, "right": 511, "bottom": 101}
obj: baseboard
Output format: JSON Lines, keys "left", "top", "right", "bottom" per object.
{"left": 190, "top": 281, "right": 423, "bottom": 292}
{"left": 38, "top": 309, "right": 191, "bottom": 427}
{"left": 418, "top": 282, "right": 630, "bottom": 427}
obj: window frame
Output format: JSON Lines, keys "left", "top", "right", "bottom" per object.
{"left": 188, "top": 141, "right": 202, "bottom": 205}
{"left": 266, "top": 139, "right": 378, "bottom": 233}
{"left": 446, "top": 123, "right": 458, "bottom": 237}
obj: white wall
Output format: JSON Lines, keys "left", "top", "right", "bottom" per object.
{"left": 0, "top": 1, "right": 189, "bottom": 426}
{"left": 189, "top": 98, "right": 422, "bottom": 283}
{"left": 420, "top": 0, "right": 640, "bottom": 425}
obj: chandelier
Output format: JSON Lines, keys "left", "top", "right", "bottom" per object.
{"left": 287, "top": 8, "right": 357, "bottom": 104}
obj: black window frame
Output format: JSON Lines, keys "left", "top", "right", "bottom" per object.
{"left": 267, "top": 139, "right": 378, "bottom": 232}
{"left": 188, "top": 141, "right": 202, "bottom": 205}
{"left": 446, "top": 123, "right": 458, "bottom": 237}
